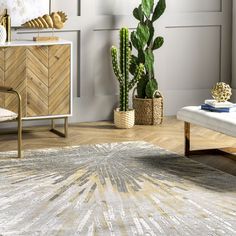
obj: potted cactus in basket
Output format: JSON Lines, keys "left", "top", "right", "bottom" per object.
{"left": 130, "top": 0, "right": 166, "bottom": 125}
{"left": 111, "top": 27, "right": 144, "bottom": 129}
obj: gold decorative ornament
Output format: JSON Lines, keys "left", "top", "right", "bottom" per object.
{"left": 0, "top": 9, "right": 11, "bottom": 42}
{"left": 21, "top": 11, "right": 68, "bottom": 42}
{"left": 211, "top": 82, "right": 232, "bottom": 102}
{"left": 22, "top": 11, "right": 68, "bottom": 29}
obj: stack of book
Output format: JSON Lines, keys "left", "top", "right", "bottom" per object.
{"left": 201, "top": 99, "right": 236, "bottom": 113}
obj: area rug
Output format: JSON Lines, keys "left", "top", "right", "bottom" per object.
{"left": 0, "top": 141, "right": 235, "bottom": 236}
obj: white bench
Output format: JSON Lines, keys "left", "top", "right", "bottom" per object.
{"left": 177, "top": 106, "right": 236, "bottom": 157}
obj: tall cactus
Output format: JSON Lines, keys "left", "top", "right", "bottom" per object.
{"left": 111, "top": 27, "right": 144, "bottom": 111}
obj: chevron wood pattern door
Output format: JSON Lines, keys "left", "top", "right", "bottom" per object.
{"left": 49, "top": 45, "right": 71, "bottom": 115}
{"left": 0, "top": 43, "right": 71, "bottom": 118}
{"left": 4, "top": 47, "right": 27, "bottom": 116}
{"left": 0, "top": 48, "right": 4, "bottom": 107}
{"left": 27, "top": 46, "right": 49, "bottom": 117}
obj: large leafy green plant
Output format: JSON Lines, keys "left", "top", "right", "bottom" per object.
{"left": 130, "top": 0, "right": 166, "bottom": 98}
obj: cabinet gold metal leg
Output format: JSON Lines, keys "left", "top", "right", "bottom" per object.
{"left": 50, "top": 117, "right": 68, "bottom": 138}
{"left": 64, "top": 117, "right": 68, "bottom": 138}
{"left": 16, "top": 90, "right": 23, "bottom": 158}
{"left": 51, "top": 119, "right": 55, "bottom": 130}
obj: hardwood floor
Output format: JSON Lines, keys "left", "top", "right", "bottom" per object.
{"left": 0, "top": 116, "right": 235, "bottom": 175}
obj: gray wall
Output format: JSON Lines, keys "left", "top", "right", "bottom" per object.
{"left": 13, "top": 0, "right": 232, "bottom": 123}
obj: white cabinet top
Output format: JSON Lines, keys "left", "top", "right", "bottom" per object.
{"left": 0, "top": 39, "right": 72, "bottom": 47}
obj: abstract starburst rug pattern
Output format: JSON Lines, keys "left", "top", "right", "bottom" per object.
{"left": 0, "top": 142, "right": 235, "bottom": 235}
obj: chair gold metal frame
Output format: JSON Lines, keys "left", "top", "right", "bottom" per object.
{"left": 0, "top": 86, "right": 22, "bottom": 158}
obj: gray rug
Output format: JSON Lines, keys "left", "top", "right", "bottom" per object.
{"left": 0, "top": 141, "right": 235, "bottom": 236}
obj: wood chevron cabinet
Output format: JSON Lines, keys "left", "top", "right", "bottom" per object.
{"left": 0, "top": 40, "right": 72, "bottom": 120}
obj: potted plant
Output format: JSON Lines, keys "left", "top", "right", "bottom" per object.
{"left": 111, "top": 27, "right": 144, "bottom": 129}
{"left": 130, "top": 0, "right": 166, "bottom": 125}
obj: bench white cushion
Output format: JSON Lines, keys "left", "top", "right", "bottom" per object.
{"left": 177, "top": 106, "right": 236, "bottom": 138}
{"left": 0, "top": 107, "right": 17, "bottom": 122}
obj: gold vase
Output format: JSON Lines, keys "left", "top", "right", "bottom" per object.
{"left": 4, "top": 9, "right": 11, "bottom": 42}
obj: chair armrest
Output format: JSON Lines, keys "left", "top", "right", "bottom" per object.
{"left": 0, "top": 86, "right": 22, "bottom": 119}
{"left": 0, "top": 86, "right": 13, "bottom": 92}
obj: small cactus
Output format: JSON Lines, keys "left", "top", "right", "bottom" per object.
{"left": 111, "top": 27, "right": 144, "bottom": 111}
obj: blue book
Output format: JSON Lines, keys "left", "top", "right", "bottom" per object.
{"left": 201, "top": 104, "right": 236, "bottom": 113}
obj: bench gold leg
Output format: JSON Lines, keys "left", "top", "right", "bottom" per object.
{"left": 184, "top": 121, "right": 235, "bottom": 161}
{"left": 184, "top": 122, "right": 190, "bottom": 157}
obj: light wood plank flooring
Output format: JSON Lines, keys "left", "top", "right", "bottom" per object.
{"left": 0, "top": 116, "right": 235, "bottom": 175}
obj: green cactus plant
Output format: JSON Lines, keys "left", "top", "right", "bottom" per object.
{"left": 111, "top": 27, "right": 144, "bottom": 111}
{"left": 130, "top": 0, "right": 166, "bottom": 98}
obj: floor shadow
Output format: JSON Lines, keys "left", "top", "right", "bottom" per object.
{"left": 131, "top": 152, "right": 236, "bottom": 192}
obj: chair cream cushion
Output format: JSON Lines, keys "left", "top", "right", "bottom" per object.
{"left": 177, "top": 106, "right": 236, "bottom": 138}
{"left": 0, "top": 107, "right": 17, "bottom": 122}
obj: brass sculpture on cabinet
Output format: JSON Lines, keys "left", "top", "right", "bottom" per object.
{"left": 22, "top": 11, "right": 68, "bottom": 29}
{"left": 21, "top": 11, "right": 68, "bottom": 42}
{"left": 0, "top": 9, "right": 11, "bottom": 42}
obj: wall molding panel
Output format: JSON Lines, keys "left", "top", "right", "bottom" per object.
{"left": 167, "top": 0, "right": 222, "bottom": 13}
{"left": 159, "top": 25, "right": 222, "bottom": 90}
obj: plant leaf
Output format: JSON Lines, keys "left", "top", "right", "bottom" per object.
{"left": 136, "top": 23, "right": 150, "bottom": 49}
{"left": 142, "top": 0, "right": 154, "bottom": 18}
{"left": 146, "top": 20, "right": 154, "bottom": 46}
{"left": 144, "top": 49, "right": 154, "bottom": 76}
{"left": 133, "top": 5, "right": 144, "bottom": 22}
{"left": 138, "top": 49, "right": 145, "bottom": 64}
{"left": 129, "top": 63, "right": 144, "bottom": 90}
{"left": 152, "top": 0, "right": 166, "bottom": 22}
{"left": 131, "top": 31, "right": 140, "bottom": 50}
{"left": 145, "top": 79, "right": 158, "bottom": 98}
{"left": 129, "top": 55, "right": 139, "bottom": 75}
{"left": 152, "top": 36, "right": 164, "bottom": 50}
{"left": 137, "top": 76, "right": 148, "bottom": 98}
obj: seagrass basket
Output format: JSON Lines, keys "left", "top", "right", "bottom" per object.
{"left": 114, "top": 109, "right": 135, "bottom": 129}
{"left": 133, "top": 90, "right": 163, "bottom": 125}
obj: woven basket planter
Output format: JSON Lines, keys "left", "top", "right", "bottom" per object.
{"left": 133, "top": 91, "right": 163, "bottom": 125}
{"left": 114, "top": 109, "right": 135, "bottom": 129}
